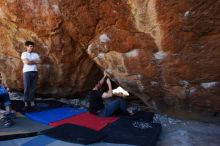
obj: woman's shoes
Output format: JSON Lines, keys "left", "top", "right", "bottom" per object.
{"left": 22, "top": 106, "right": 30, "bottom": 112}
{"left": 29, "top": 105, "right": 39, "bottom": 112}
{"left": 22, "top": 105, "right": 39, "bottom": 112}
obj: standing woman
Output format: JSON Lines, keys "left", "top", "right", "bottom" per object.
{"left": 21, "top": 41, "right": 41, "bottom": 111}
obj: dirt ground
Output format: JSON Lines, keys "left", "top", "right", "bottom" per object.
{"left": 154, "top": 114, "right": 220, "bottom": 146}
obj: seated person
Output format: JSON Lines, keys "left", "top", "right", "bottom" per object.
{"left": 0, "top": 85, "right": 14, "bottom": 113}
{"left": 86, "top": 72, "right": 133, "bottom": 117}
{"left": 0, "top": 85, "right": 15, "bottom": 127}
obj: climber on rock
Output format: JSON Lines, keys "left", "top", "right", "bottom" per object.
{"left": 86, "top": 71, "right": 134, "bottom": 117}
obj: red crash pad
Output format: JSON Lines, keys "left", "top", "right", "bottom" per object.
{"left": 49, "top": 112, "right": 119, "bottom": 131}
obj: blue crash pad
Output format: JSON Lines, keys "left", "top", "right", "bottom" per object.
{"left": 25, "top": 107, "right": 87, "bottom": 125}
{"left": 0, "top": 135, "right": 136, "bottom": 146}
{"left": 22, "top": 135, "right": 56, "bottom": 146}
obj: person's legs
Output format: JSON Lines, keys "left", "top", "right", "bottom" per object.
{"left": 99, "top": 98, "right": 127, "bottom": 117}
{"left": 1, "top": 93, "right": 12, "bottom": 113}
{"left": 0, "top": 93, "right": 15, "bottom": 123}
{"left": 29, "top": 72, "right": 38, "bottom": 107}
{"left": 23, "top": 72, "right": 31, "bottom": 108}
{"left": 117, "top": 98, "right": 127, "bottom": 113}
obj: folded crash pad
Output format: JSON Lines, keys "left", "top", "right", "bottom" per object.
{"left": 44, "top": 123, "right": 106, "bottom": 145}
{"left": 35, "top": 100, "right": 67, "bottom": 111}
{"left": 25, "top": 107, "right": 87, "bottom": 125}
{"left": 0, "top": 116, "right": 50, "bottom": 140}
{"left": 11, "top": 100, "right": 67, "bottom": 112}
{"left": 49, "top": 112, "right": 119, "bottom": 131}
{"left": 102, "top": 118, "right": 162, "bottom": 146}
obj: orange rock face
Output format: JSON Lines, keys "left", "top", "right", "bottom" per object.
{"left": 0, "top": 0, "right": 102, "bottom": 97}
{"left": 0, "top": 0, "right": 219, "bottom": 119}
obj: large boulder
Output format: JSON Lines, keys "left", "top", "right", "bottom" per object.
{"left": 0, "top": 0, "right": 219, "bottom": 119}
{"left": 0, "top": 0, "right": 102, "bottom": 97}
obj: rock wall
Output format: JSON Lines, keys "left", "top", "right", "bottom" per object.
{"left": 0, "top": 0, "right": 102, "bottom": 97}
{"left": 0, "top": 0, "right": 219, "bottom": 119}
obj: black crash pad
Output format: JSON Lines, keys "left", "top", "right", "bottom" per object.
{"left": 11, "top": 100, "right": 67, "bottom": 112}
{"left": 43, "top": 123, "right": 106, "bottom": 145}
{"left": 102, "top": 118, "right": 162, "bottom": 146}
